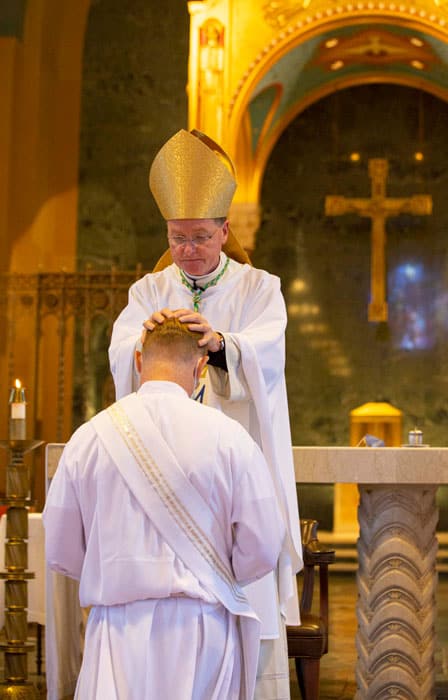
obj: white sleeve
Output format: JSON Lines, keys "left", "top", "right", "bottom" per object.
{"left": 209, "top": 274, "right": 286, "bottom": 401}
{"left": 43, "top": 430, "right": 93, "bottom": 580}
{"left": 208, "top": 334, "right": 248, "bottom": 400}
{"left": 230, "top": 435, "right": 285, "bottom": 586}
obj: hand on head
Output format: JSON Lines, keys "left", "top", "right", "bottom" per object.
{"left": 173, "top": 309, "right": 222, "bottom": 353}
{"left": 141, "top": 308, "right": 175, "bottom": 344}
{"left": 137, "top": 315, "right": 209, "bottom": 395}
{"left": 141, "top": 308, "right": 222, "bottom": 354}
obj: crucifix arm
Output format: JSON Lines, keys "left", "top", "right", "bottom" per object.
{"left": 325, "top": 196, "right": 373, "bottom": 217}
{"left": 326, "top": 195, "right": 432, "bottom": 218}
{"left": 382, "top": 195, "right": 432, "bottom": 216}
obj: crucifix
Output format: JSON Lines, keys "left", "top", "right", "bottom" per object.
{"left": 325, "top": 158, "right": 432, "bottom": 322}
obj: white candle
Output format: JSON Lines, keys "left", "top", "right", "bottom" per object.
{"left": 9, "top": 379, "right": 26, "bottom": 440}
{"left": 11, "top": 403, "right": 26, "bottom": 419}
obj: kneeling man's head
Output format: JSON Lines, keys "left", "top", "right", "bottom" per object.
{"left": 136, "top": 318, "right": 208, "bottom": 395}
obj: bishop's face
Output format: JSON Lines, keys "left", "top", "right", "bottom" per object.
{"left": 167, "top": 218, "right": 229, "bottom": 276}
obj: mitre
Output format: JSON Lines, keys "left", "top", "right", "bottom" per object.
{"left": 149, "top": 129, "right": 237, "bottom": 220}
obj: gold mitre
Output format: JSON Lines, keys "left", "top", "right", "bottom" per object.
{"left": 149, "top": 129, "right": 237, "bottom": 220}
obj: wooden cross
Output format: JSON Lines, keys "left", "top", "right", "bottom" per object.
{"left": 325, "top": 158, "right": 432, "bottom": 322}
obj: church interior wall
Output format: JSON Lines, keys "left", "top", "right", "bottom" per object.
{"left": 77, "top": 6, "right": 448, "bottom": 458}
{"left": 3, "top": 1, "right": 448, "bottom": 520}
{"left": 75, "top": 4, "right": 448, "bottom": 450}
{"left": 0, "top": 0, "right": 89, "bottom": 505}
{"left": 77, "top": 0, "right": 190, "bottom": 272}
{"left": 63, "top": 1, "right": 191, "bottom": 487}
{"left": 2, "top": 0, "right": 89, "bottom": 275}
{"left": 0, "top": 37, "right": 16, "bottom": 275}
{"left": 256, "top": 84, "right": 448, "bottom": 450}
{"left": 254, "top": 83, "right": 448, "bottom": 527}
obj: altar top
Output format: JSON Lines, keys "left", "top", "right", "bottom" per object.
{"left": 293, "top": 446, "right": 448, "bottom": 485}
{"left": 48, "top": 442, "right": 448, "bottom": 487}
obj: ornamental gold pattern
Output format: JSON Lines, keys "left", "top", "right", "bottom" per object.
{"left": 149, "top": 129, "right": 237, "bottom": 220}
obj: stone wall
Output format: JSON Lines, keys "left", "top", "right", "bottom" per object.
{"left": 77, "top": 0, "right": 189, "bottom": 270}
{"left": 255, "top": 85, "right": 448, "bottom": 450}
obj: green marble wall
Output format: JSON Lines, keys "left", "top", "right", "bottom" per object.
{"left": 0, "top": 2, "right": 26, "bottom": 37}
{"left": 77, "top": 0, "right": 189, "bottom": 270}
{"left": 254, "top": 85, "right": 448, "bottom": 450}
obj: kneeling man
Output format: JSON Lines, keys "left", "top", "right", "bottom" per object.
{"left": 44, "top": 318, "right": 285, "bottom": 700}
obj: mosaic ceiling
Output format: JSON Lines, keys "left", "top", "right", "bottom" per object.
{"left": 249, "top": 23, "right": 448, "bottom": 152}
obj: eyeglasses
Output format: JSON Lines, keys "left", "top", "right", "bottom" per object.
{"left": 167, "top": 230, "right": 219, "bottom": 248}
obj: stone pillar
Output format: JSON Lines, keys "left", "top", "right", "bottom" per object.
{"left": 229, "top": 201, "right": 261, "bottom": 254}
{"left": 356, "top": 484, "right": 438, "bottom": 699}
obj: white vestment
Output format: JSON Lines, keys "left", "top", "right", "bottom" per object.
{"left": 44, "top": 382, "right": 285, "bottom": 700}
{"left": 108, "top": 258, "right": 303, "bottom": 637}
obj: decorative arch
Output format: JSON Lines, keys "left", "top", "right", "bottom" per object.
{"left": 229, "top": 11, "right": 448, "bottom": 133}
{"left": 228, "top": 11, "right": 448, "bottom": 212}
{"left": 249, "top": 72, "right": 448, "bottom": 202}
{"left": 186, "top": 2, "right": 448, "bottom": 249}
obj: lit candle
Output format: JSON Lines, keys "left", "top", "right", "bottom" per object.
{"left": 9, "top": 379, "right": 26, "bottom": 440}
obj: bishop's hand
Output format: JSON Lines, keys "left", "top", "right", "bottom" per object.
{"left": 173, "top": 308, "right": 222, "bottom": 353}
{"left": 141, "top": 308, "right": 175, "bottom": 343}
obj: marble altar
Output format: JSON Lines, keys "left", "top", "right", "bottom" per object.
{"left": 293, "top": 446, "right": 448, "bottom": 700}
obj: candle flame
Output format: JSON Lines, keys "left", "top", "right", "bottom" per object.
{"left": 14, "top": 379, "right": 22, "bottom": 389}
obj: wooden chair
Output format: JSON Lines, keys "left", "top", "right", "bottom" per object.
{"left": 287, "top": 518, "right": 336, "bottom": 700}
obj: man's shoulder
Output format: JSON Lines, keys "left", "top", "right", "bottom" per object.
{"left": 66, "top": 418, "right": 95, "bottom": 441}
{"left": 229, "top": 259, "right": 280, "bottom": 287}
{"left": 189, "top": 399, "right": 253, "bottom": 443}
{"left": 131, "top": 265, "right": 177, "bottom": 289}
{"left": 58, "top": 420, "right": 97, "bottom": 471}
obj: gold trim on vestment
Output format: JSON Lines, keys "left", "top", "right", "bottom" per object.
{"left": 108, "top": 401, "right": 246, "bottom": 602}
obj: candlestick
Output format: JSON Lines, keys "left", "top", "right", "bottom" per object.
{"left": 0, "top": 438, "right": 43, "bottom": 699}
{"left": 9, "top": 380, "right": 26, "bottom": 441}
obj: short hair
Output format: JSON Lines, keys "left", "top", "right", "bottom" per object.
{"left": 142, "top": 317, "right": 206, "bottom": 362}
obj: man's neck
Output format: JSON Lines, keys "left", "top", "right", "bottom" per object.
{"left": 140, "top": 368, "right": 191, "bottom": 395}
{"left": 183, "top": 252, "right": 226, "bottom": 284}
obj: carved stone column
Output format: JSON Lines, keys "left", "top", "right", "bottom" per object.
{"left": 356, "top": 484, "right": 438, "bottom": 700}
{"left": 229, "top": 202, "right": 261, "bottom": 254}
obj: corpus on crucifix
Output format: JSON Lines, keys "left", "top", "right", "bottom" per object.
{"left": 325, "top": 158, "right": 432, "bottom": 322}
